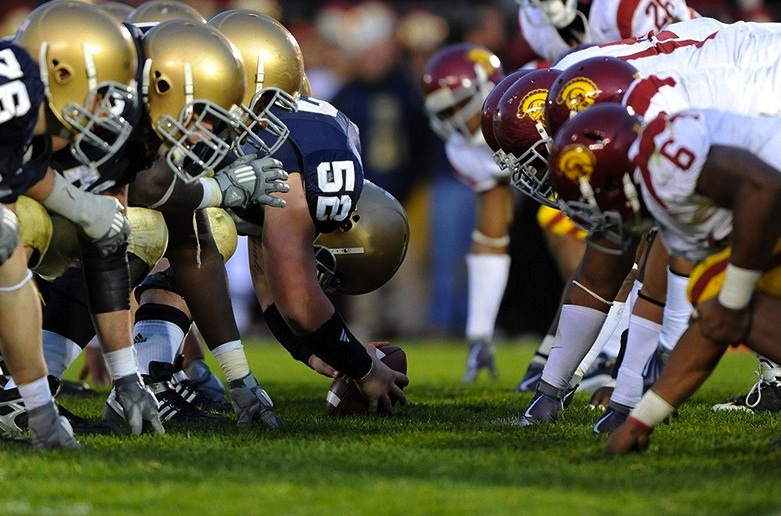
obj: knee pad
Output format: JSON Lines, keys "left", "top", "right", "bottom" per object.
{"left": 81, "top": 240, "right": 130, "bottom": 314}
{"left": 133, "top": 266, "right": 184, "bottom": 304}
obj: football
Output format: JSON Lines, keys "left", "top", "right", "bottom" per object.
{"left": 325, "top": 344, "right": 407, "bottom": 416}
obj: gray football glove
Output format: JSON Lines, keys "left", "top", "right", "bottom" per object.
{"left": 214, "top": 154, "right": 289, "bottom": 209}
{"left": 228, "top": 373, "right": 282, "bottom": 429}
{"left": 0, "top": 204, "right": 19, "bottom": 266}
{"left": 83, "top": 196, "right": 131, "bottom": 258}
{"left": 113, "top": 373, "right": 165, "bottom": 435}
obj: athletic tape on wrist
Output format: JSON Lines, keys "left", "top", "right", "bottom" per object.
{"left": 718, "top": 264, "right": 761, "bottom": 310}
{"left": 629, "top": 389, "right": 674, "bottom": 429}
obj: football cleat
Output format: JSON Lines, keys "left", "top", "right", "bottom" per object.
{"left": 642, "top": 347, "right": 668, "bottom": 393}
{"left": 517, "top": 382, "right": 568, "bottom": 426}
{"left": 463, "top": 340, "right": 498, "bottom": 383}
{"left": 229, "top": 373, "right": 281, "bottom": 429}
{"left": 711, "top": 384, "right": 781, "bottom": 413}
{"left": 592, "top": 402, "right": 631, "bottom": 435}
{"left": 0, "top": 387, "right": 27, "bottom": 434}
{"left": 177, "top": 359, "right": 232, "bottom": 413}
{"left": 712, "top": 363, "right": 781, "bottom": 413}
{"left": 1, "top": 381, "right": 118, "bottom": 435}
{"left": 515, "top": 356, "right": 547, "bottom": 393}
{"left": 55, "top": 379, "right": 99, "bottom": 398}
{"left": 56, "top": 403, "right": 121, "bottom": 435}
{"left": 105, "top": 362, "right": 226, "bottom": 424}
{"left": 28, "top": 402, "right": 81, "bottom": 451}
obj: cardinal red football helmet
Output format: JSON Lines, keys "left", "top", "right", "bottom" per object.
{"left": 422, "top": 43, "right": 505, "bottom": 142}
{"left": 549, "top": 103, "right": 651, "bottom": 252}
{"left": 546, "top": 56, "right": 640, "bottom": 137}
{"left": 481, "top": 69, "right": 534, "bottom": 163}
{"left": 492, "top": 68, "right": 561, "bottom": 207}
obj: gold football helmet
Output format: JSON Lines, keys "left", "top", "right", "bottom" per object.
{"left": 14, "top": 1, "right": 139, "bottom": 170}
{"left": 208, "top": 9, "right": 303, "bottom": 155}
{"left": 97, "top": 1, "right": 134, "bottom": 22}
{"left": 141, "top": 19, "right": 247, "bottom": 181}
{"left": 314, "top": 181, "right": 410, "bottom": 295}
{"left": 126, "top": 0, "right": 206, "bottom": 31}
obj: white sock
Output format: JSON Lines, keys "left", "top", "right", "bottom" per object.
{"left": 212, "top": 341, "right": 250, "bottom": 382}
{"left": 611, "top": 315, "right": 662, "bottom": 408}
{"left": 603, "top": 279, "right": 642, "bottom": 358}
{"left": 133, "top": 320, "right": 187, "bottom": 375}
{"left": 658, "top": 268, "right": 691, "bottom": 355}
{"left": 465, "top": 253, "right": 511, "bottom": 341}
{"left": 575, "top": 301, "right": 626, "bottom": 381}
{"left": 103, "top": 346, "right": 140, "bottom": 380}
{"left": 42, "top": 330, "right": 83, "bottom": 379}
{"left": 541, "top": 304, "right": 607, "bottom": 390}
{"left": 17, "top": 376, "right": 54, "bottom": 411}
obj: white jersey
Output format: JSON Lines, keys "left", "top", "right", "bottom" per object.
{"left": 627, "top": 109, "right": 781, "bottom": 262}
{"left": 520, "top": 0, "right": 694, "bottom": 61}
{"left": 445, "top": 132, "right": 509, "bottom": 193}
{"left": 554, "top": 17, "right": 781, "bottom": 73}
{"left": 623, "top": 64, "right": 781, "bottom": 120}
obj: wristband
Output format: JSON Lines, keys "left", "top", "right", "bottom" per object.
{"left": 197, "top": 177, "right": 222, "bottom": 209}
{"left": 629, "top": 389, "right": 674, "bottom": 429}
{"left": 718, "top": 264, "right": 761, "bottom": 310}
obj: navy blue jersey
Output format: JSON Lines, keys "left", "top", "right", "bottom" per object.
{"left": 232, "top": 96, "right": 365, "bottom": 234}
{"left": 0, "top": 42, "right": 45, "bottom": 203}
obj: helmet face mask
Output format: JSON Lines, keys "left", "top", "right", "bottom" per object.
{"left": 548, "top": 102, "right": 651, "bottom": 252}
{"left": 154, "top": 99, "right": 239, "bottom": 181}
{"left": 422, "top": 43, "right": 505, "bottom": 143}
{"left": 65, "top": 80, "right": 139, "bottom": 169}
{"left": 492, "top": 68, "right": 561, "bottom": 207}
{"left": 238, "top": 87, "right": 295, "bottom": 156}
{"left": 141, "top": 20, "right": 247, "bottom": 181}
{"left": 15, "top": 1, "right": 140, "bottom": 170}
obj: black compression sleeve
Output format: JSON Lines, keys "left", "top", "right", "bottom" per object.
{"left": 263, "top": 304, "right": 314, "bottom": 367}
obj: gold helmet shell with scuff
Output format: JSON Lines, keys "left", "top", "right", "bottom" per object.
{"left": 208, "top": 9, "right": 303, "bottom": 155}
{"left": 14, "top": 1, "right": 139, "bottom": 169}
{"left": 126, "top": 0, "right": 206, "bottom": 28}
{"left": 140, "top": 19, "right": 246, "bottom": 180}
{"left": 314, "top": 181, "right": 409, "bottom": 295}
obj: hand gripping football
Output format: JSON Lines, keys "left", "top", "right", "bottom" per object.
{"left": 325, "top": 344, "right": 407, "bottom": 416}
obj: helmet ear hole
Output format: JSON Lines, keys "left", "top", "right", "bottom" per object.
{"left": 52, "top": 62, "right": 72, "bottom": 84}
{"left": 155, "top": 78, "right": 170, "bottom": 94}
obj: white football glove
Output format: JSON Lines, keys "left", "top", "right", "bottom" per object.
{"left": 214, "top": 154, "right": 289, "bottom": 209}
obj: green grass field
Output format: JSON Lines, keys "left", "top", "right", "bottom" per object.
{"left": 2, "top": 338, "right": 780, "bottom": 515}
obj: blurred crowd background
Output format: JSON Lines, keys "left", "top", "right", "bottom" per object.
{"left": 2, "top": 0, "right": 777, "bottom": 342}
